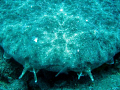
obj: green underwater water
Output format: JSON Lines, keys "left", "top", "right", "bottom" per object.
{"left": 0, "top": 0, "right": 120, "bottom": 89}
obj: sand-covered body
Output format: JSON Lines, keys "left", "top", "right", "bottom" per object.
{"left": 0, "top": 0, "right": 119, "bottom": 81}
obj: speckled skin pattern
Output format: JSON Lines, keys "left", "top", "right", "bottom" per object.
{"left": 0, "top": 0, "right": 120, "bottom": 80}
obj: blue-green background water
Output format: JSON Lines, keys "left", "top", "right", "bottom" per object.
{"left": 0, "top": 0, "right": 120, "bottom": 90}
